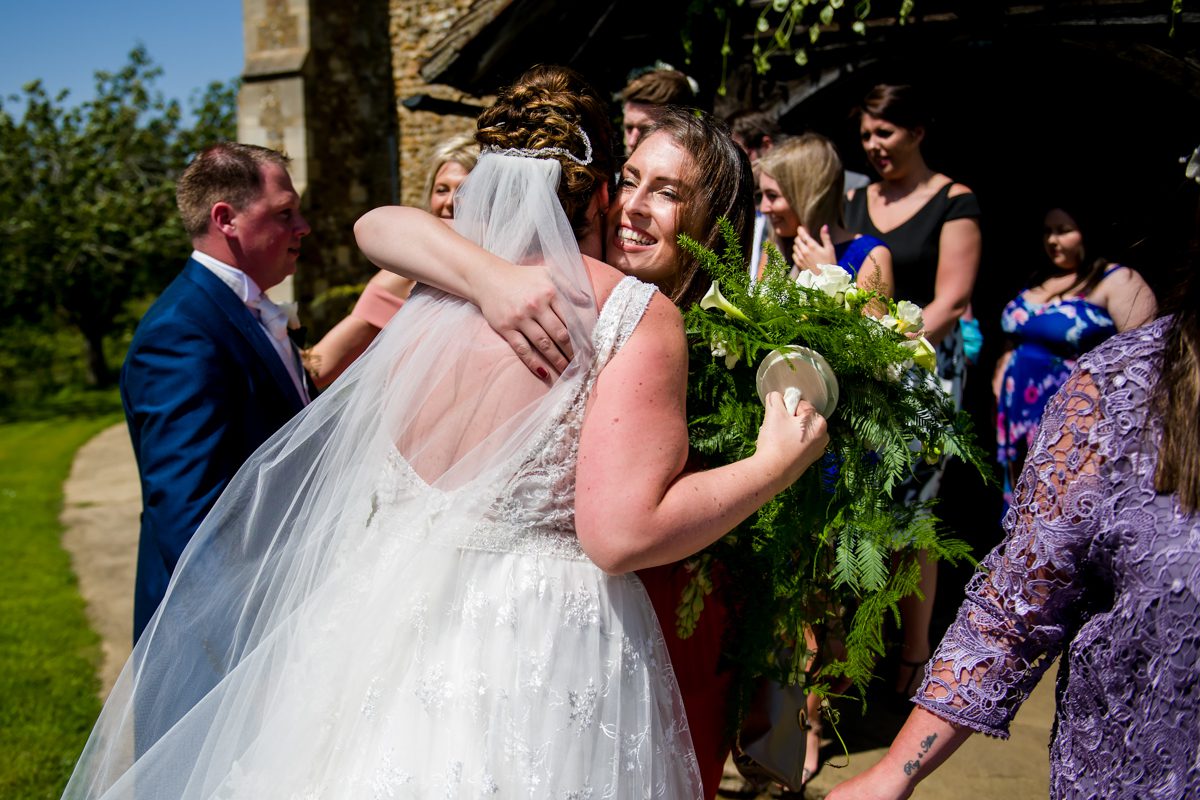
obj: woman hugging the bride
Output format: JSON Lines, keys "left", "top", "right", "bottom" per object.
{"left": 62, "top": 65, "right": 828, "bottom": 800}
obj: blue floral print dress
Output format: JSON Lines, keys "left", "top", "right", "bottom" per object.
{"left": 995, "top": 268, "right": 1123, "bottom": 505}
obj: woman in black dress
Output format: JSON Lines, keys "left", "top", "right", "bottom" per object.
{"left": 843, "top": 83, "right": 982, "bottom": 698}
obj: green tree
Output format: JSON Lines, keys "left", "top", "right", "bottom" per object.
{"left": 0, "top": 47, "right": 235, "bottom": 388}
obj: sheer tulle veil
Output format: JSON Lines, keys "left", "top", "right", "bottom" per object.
{"left": 61, "top": 153, "right": 602, "bottom": 798}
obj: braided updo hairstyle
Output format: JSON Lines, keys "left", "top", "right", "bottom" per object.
{"left": 476, "top": 65, "right": 614, "bottom": 240}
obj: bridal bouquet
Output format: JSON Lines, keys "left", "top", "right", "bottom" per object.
{"left": 676, "top": 220, "right": 987, "bottom": 706}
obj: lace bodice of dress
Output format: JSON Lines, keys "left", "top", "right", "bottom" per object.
{"left": 372, "top": 276, "right": 658, "bottom": 561}
{"left": 485, "top": 276, "right": 657, "bottom": 556}
{"left": 916, "top": 315, "right": 1200, "bottom": 798}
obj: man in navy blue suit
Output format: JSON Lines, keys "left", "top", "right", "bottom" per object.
{"left": 123, "top": 143, "right": 314, "bottom": 641}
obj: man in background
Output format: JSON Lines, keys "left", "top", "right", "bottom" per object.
{"left": 122, "top": 143, "right": 314, "bottom": 640}
{"left": 618, "top": 67, "right": 697, "bottom": 154}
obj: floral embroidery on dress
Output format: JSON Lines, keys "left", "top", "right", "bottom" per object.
{"left": 919, "top": 316, "right": 1200, "bottom": 799}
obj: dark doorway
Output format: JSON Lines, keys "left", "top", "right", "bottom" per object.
{"left": 779, "top": 33, "right": 1199, "bottom": 630}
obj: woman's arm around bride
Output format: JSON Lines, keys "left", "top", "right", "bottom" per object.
{"left": 575, "top": 278, "right": 828, "bottom": 572}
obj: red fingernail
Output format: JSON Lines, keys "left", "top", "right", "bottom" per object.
{"left": 536, "top": 367, "right": 548, "bottom": 379}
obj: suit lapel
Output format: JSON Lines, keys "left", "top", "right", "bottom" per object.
{"left": 182, "top": 260, "right": 306, "bottom": 414}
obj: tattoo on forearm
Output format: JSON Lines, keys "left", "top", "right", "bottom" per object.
{"left": 901, "top": 733, "right": 939, "bottom": 777}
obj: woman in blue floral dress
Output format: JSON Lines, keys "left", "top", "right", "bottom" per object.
{"left": 993, "top": 206, "right": 1156, "bottom": 505}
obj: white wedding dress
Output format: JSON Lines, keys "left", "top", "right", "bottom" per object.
{"left": 62, "top": 154, "right": 703, "bottom": 799}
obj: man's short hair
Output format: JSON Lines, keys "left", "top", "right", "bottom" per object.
{"left": 176, "top": 143, "right": 291, "bottom": 239}
{"left": 726, "top": 110, "right": 783, "bottom": 151}
{"left": 619, "top": 69, "right": 696, "bottom": 107}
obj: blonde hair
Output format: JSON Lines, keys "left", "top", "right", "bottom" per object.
{"left": 756, "top": 133, "right": 845, "bottom": 239}
{"left": 420, "top": 133, "right": 479, "bottom": 212}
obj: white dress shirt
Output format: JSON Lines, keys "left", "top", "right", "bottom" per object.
{"left": 192, "top": 250, "right": 310, "bottom": 404}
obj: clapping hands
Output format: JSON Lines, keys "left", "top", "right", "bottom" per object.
{"left": 792, "top": 224, "right": 838, "bottom": 274}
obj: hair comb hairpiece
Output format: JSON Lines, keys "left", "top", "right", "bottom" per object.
{"left": 483, "top": 126, "right": 593, "bottom": 166}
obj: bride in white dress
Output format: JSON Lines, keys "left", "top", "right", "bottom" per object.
{"left": 62, "top": 66, "right": 828, "bottom": 799}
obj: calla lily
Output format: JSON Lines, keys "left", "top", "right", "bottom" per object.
{"left": 895, "top": 300, "right": 924, "bottom": 333}
{"left": 902, "top": 336, "right": 937, "bottom": 372}
{"left": 700, "top": 281, "right": 749, "bottom": 321}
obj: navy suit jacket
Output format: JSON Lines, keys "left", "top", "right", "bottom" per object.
{"left": 122, "top": 259, "right": 310, "bottom": 640}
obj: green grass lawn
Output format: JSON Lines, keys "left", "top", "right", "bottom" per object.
{"left": 0, "top": 417, "right": 119, "bottom": 799}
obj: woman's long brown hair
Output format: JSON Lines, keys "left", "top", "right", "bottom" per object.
{"left": 1153, "top": 256, "right": 1200, "bottom": 512}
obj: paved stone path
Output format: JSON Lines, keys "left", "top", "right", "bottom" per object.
{"left": 61, "top": 423, "right": 138, "bottom": 697}
{"left": 60, "top": 423, "right": 1055, "bottom": 796}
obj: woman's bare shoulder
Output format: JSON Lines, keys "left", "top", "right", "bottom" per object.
{"left": 945, "top": 178, "right": 975, "bottom": 198}
{"left": 584, "top": 255, "right": 627, "bottom": 307}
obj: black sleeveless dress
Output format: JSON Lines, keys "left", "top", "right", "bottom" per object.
{"left": 844, "top": 181, "right": 981, "bottom": 308}
{"left": 844, "top": 181, "right": 981, "bottom": 503}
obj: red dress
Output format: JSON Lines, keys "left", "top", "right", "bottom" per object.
{"left": 638, "top": 563, "right": 736, "bottom": 799}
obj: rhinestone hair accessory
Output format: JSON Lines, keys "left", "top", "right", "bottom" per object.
{"left": 482, "top": 126, "right": 593, "bottom": 166}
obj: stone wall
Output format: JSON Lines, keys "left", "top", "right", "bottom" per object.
{"left": 387, "top": 0, "right": 489, "bottom": 209}
{"left": 238, "top": 0, "right": 493, "bottom": 331}
{"left": 240, "top": 0, "right": 398, "bottom": 331}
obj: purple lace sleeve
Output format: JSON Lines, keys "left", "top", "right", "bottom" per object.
{"left": 914, "top": 366, "right": 1104, "bottom": 738}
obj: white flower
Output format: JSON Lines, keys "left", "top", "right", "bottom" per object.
{"left": 797, "top": 264, "right": 854, "bottom": 303}
{"left": 894, "top": 300, "right": 924, "bottom": 333}
{"left": 699, "top": 281, "right": 749, "bottom": 321}
{"left": 901, "top": 336, "right": 937, "bottom": 372}
{"left": 877, "top": 313, "right": 900, "bottom": 331}
{"left": 710, "top": 336, "right": 741, "bottom": 369}
{"left": 279, "top": 301, "right": 301, "bottom": 330}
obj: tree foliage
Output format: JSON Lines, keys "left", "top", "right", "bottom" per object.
{"left": 0, "top": 47, "right": 236, "bottom": 389}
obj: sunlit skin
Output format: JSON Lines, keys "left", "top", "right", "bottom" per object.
{"left": 429, "top": 161, "right": 469, "bottom": 219}
{"left": 208, "top": 162, "right": 310, "bottom": 291}
{"left": 622, "top": 101, "right": 657, "bottom": 154}
{"left": 859, "top": 114, "right": 925, "bottom": 184}
{"left": 605, "top": 131, "right": 691, "bottom": 291}
{"left": 758, "top": 172, "right": 800, "bottom": 238}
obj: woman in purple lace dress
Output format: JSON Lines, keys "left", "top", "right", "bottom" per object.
{"left": 828, "top": 262, "right": 1200, "bottom": 799}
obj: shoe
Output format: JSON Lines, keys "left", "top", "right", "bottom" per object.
{"left": 718, "top": 754, "right": 768, "bottom": 798}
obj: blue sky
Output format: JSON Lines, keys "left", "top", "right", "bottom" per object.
{"left": 0, "top": 0, "right": 243, "bottom": 116}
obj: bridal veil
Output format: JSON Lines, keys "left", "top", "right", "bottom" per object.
{"left": 59, "top": 153, "right": 649, "bottom": 798}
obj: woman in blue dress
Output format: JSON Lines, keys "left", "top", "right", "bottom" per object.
{"left": 757, "top": 133, "right": 894, "bottom": 293}
{"left": 993, "top": 205, "right": 1156, "bottom": 505}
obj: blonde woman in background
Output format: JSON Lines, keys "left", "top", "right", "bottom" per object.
{"left": 757, "top": 133, "right": 893, "bottom": 294}
{"left": 302, "top": 133, "right": 479, "bottom": 387}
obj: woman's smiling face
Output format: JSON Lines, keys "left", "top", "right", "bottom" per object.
{"left": 605, "top": 131, "right": 693, "bottom": 290}
{"left": 758, "top": 171, "right": 799, "bottom": 239}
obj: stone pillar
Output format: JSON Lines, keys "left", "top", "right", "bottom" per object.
{"left": 240, "top": 0, "right": 310, "bottom": 304}
{"left": 239, "top": 0, "right": 398, "bottom": 332}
